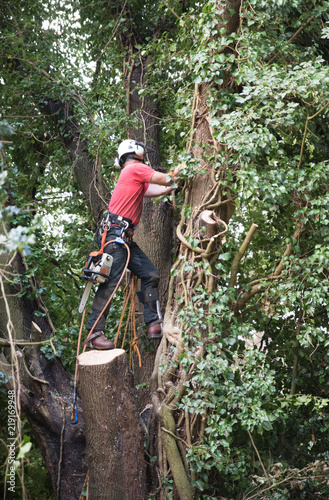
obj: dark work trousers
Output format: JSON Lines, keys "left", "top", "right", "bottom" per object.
{"left": 86, "top": 229, "right": 160, "bottom": 333}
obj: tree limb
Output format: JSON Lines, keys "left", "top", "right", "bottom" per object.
{"left": 229, "top": 223, "right": 258, "bottom": 288}
{"left": 235, "top": 223, "right": 304, "bottom": 313}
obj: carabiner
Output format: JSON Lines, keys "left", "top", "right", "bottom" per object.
{"left": 120, "top": 221, "right": 129, "bottom": 235}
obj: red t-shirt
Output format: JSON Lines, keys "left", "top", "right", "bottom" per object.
{"left": 108, "top": 162, "right": 155, "bottom": 225}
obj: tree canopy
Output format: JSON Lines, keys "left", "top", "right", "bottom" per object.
{"left": 1, "top": 0, "right": 329, "bottom": 498}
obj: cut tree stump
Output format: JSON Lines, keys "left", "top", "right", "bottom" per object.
{"left": 200, "top": 209, "right": 217, "bottom": 238}
{"left": 78, "top": 349, "right": 146, "bottom": 500}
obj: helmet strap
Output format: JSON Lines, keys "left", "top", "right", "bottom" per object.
{"left": 120, "top": 153, "right": 144, "bottom": 167}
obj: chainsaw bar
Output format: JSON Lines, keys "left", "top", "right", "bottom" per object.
{"left": 78, "top": 281, "right": 93, "bottom": 313}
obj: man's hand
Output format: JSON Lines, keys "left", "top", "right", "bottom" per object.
{"left": 150, "top": 163, "right": 184, "bottom": 187}
{"left": 172, "top": 162, "right": 186, "bottom": 179}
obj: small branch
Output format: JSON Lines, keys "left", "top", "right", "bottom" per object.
{"left": 268, "top": 16, "right": 314, "bottom": 65}
{"left": 95, "top": 0, "right": 127, "bottom": 66}
{"left": 247, "top": 430, "right": 269, "bottom": 481}
{"left": 235, "top": 222, "right": 304, "bottom": 313}
{"left": 161, "top": 0, "right": 189, "bottom": 30}
{"left": 161, "top": 427, "right": 189, "bottom": 448}
{"left": 0, "top": 337, "right": 57, "bottom": 347}
{"left": 298, "top": 101, "right": 329, "bottom": 170}
{"left": 229, "top": 223, "right": 258, "bottom": 288}
{"left": 243, "top": 463, "right": 324, "bottom": 500}
{"left": 176, "top": 220, "right": 203, "bottom": 254}
{"left": 21, "top": 253, "right": 56, "bottom": 334}
{"left": 22, "top": 356, "right": 49, "bottom": 385}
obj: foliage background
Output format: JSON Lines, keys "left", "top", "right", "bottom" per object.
{"left": 1, "top": 0, "right": 329, "bottom": 498}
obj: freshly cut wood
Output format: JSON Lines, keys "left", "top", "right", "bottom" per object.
{"left": 200, "top": 209, "right": 217, "bottom": 237}
{"left": 78, "top": 349, "right": 146, "bottom": 500}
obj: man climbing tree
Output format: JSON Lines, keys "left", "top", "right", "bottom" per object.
{"left": 83, "top": 139, "right": 181, "bottom": 349}
{"left": 2, "top": 1, "right": 329, "bottom": 499}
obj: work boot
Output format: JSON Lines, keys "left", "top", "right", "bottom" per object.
{"left": 89, "top": 331, "right": 115, "bottom": 350}
{"left": 148, "top": 321, "right": 162, "bottom": 340}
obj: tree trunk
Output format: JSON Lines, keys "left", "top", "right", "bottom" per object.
{"left": 78, "top": 349, "right": 146, "bottom": 500}
{"left": 150, "top": 2, "right": 242, "bottom": 496}
{"left": 122, "top": 49, "right": 174, "bottom": 410}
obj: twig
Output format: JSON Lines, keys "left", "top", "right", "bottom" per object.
{"left": 247, "top": 430, "right": 269, "bottom": 481}
{"left": 243, "top": 462, "right": 326, "bottom": 500}
{"left": 229, "top": 223, "right": 258, "bottom": 288}
{"left": 21, "top": 253, "right": 56, "bottom": 333}
{"left": 161, "top": 427, "right": 189, "bottom": 447}
{"left": 22, "top": 356, "right": 49, "bottom": 385}
{"left": 161, "top": 0, "right": 189, "bottom": 30}
{"left": 235, "top": 222, "right": 304, "bottom": 313}
{"left": 0, "top": 337, "right": 57, "bottom": 346}
{"left": 95, "top": 0, "right": 127, "bottom": 65}
{"left": 298, "top": 101, "right": 329, "bottom": 170}
{"left": 268, "top": 16, "right": 314, "bottom": 65}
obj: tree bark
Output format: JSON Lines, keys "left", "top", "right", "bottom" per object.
{"left": 125, "top": 52, "right": 173, "bottom": 301}
{"left": 78, "top": 349, "right": 146, "bottom": 500}
{"left": 122, "top": 49, "right": 174, "bottom": 410}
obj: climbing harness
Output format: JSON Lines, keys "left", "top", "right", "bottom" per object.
{"left": 77, "top": 213, "right": 132, "bottom": 313}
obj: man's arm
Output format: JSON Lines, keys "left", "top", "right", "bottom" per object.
{"left": 144, "top": 183, "right": 173, "bottom": 198}
{"left": 149, "top": 165, "right": 181, "bottom": 186}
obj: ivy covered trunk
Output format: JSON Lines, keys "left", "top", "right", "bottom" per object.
{"left": 150, "top": 2, "right": 242, "bottom": 497}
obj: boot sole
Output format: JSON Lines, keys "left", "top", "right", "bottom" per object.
{"left": 88, "top": 342, "right": 115, "bottom": 350}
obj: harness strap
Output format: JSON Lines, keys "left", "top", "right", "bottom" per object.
{"left": 111, "top": 224, "right": 134, "bottom": 238}
{"left": 90, "top": 225, "right": 108, "bottom": 258}
{"left": 99, "top": 225, "right": 108, "bottom": 253}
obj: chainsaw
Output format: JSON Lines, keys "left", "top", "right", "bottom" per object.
{"left": 78, "top": 251, "right": 113, "bottom": 313}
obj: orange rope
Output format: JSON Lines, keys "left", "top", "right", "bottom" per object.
{"left": 114, "top": 277, "right": 133, "bottom": 347}
{"left": 127, "top": 276, "right": 141, "bottom": 368}
{"left": 114, "top": 275, "right": 141, "bottom": 367}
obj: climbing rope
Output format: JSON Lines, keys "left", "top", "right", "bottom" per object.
{"left": 114, "top": 274, "right": 141, "bottom": 368}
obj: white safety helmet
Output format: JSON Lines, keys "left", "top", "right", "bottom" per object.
{"left": 115, "top": 139, "right": 146, "bottom": 167}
